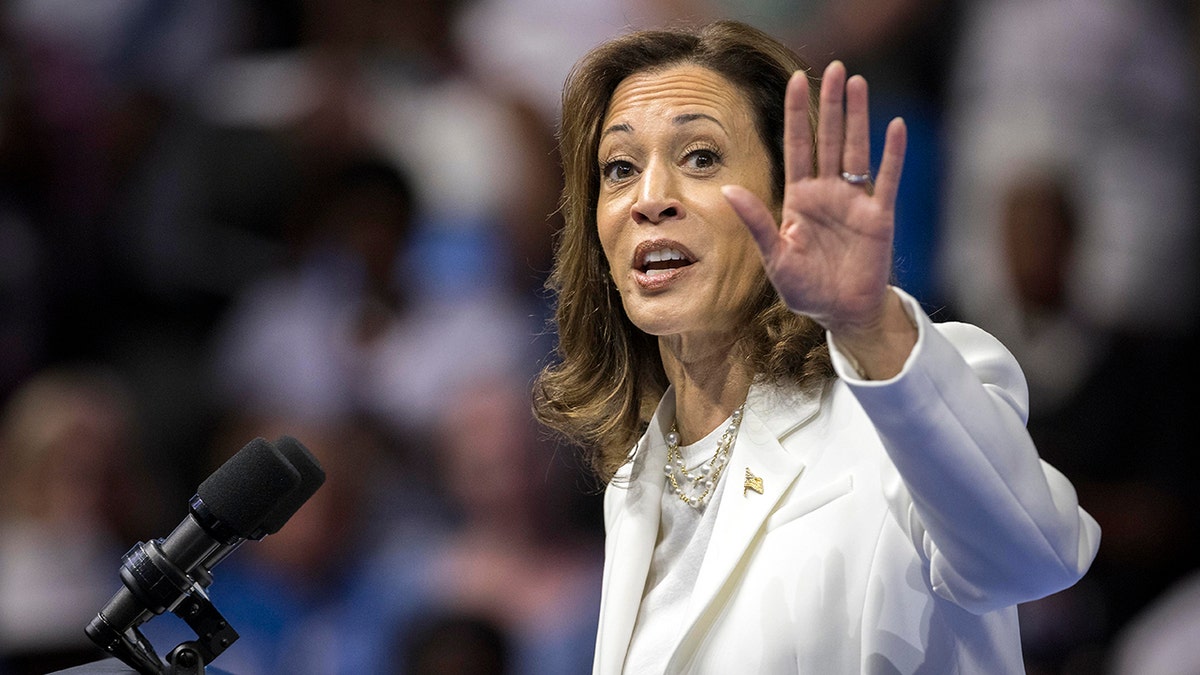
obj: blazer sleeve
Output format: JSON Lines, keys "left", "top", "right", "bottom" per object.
{"left": 828, "top": 288, "right": 1102, "bottom": 615}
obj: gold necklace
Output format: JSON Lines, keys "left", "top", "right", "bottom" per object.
{"left": 664, "top": 404, "right": 745, "bottom": 508}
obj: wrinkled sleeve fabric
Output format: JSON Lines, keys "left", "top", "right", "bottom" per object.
{"left": 828, "top": 288, "right": 1101, "bottom": 615}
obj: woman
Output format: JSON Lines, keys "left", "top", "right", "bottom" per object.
{"left": 533, "top": 20, "right": 1100, "bottom": 674}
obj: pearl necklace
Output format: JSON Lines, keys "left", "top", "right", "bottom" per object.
{"left": 664, "top": 405, "right": 745, "bottom": 508}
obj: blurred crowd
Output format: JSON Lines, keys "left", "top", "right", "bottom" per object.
{"left": 0, "top": 1, "right": 1196, "bottom": 674}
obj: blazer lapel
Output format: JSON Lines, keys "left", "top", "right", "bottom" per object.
{"left": 669, "top": 383, "right": 823, "bottom": 668}
{"left": 593, "top": 395, "right": 674, "bottom": 674}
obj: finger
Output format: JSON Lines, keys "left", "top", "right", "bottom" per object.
{"left": 842, "top": 74, "right": 870, "bottom": 178}
{"left": 783, "top": 70, "right": 814, "bottom": 184}
{"left": 816, "top": 60, "right": 846, "bottom": 177}
{"left": 722, "top": 185, "right": 778, "bottom": 257}
{"left": 873, "top": 117, "right": 907, "bottom": 208}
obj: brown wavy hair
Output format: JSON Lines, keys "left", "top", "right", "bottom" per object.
{"left": 533, "top": 20, "right": 835, "bottom": 482}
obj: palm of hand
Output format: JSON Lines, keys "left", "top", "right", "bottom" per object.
{"left": 724, "top": 61, "right": 907, "bottom": 335}
{"left": 768, "top": 177, "right": 895, "bottom": 328}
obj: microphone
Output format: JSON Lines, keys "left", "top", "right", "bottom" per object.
{"left": 85, "top": 437, "right": 324, "bottom": 671}
{"left": 191, "top": 436, "right": 327, "bottom": 586}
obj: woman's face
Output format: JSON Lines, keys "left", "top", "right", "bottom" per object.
{"left": 596, "top": 64, "right": 776, "bottom": 343}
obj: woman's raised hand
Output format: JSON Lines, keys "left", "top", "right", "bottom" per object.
{"left": 722, "top": 61, "right": 907, "bottom": 344}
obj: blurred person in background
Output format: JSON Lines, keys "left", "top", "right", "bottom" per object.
{"left": 206, "top": 0, "right": 548, "bottom": 432}
{"left": 208, "top": 151, "right": 533, "bottom": 460}
{"left": 196, "top": 0, "right": 560, "bottom": 304}
{"left": 938, "top": 1, "right": 1200, "bottom": 670}
{"left": 0, "top": 0, "right": 287, "bottom": 505}
{"left": 0, "top": 366, "right": 159, "bottom": 674}
{"left": 273, "top": 374, "right": 602, "bottom": 675}
{"left": 940, "top": 0, "right": 1198, "bottom": 410}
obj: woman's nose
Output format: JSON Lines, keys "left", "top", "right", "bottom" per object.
{"left": 631, "top": 161, "right": 684, "bottom": 224}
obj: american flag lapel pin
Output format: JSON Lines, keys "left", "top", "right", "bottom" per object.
{"left": 744, "top": 468, "right": 764, "bottom": 497}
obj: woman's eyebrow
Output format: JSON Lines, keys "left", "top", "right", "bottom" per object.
{"left": 600, "top": 122, "right": 633, "bottom": 140}
{"left": 601, "top": 112, "right": 725, "bottom": 141}
{"left": 673, "top": 112, "right": 724, "bottom": 130}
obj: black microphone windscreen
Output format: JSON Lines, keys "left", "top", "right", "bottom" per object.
{"left": 259, "top": 436, "right": 327, "bottom": 535}
{"left": 197, "top": 437, "right": 302, "bottom": 538}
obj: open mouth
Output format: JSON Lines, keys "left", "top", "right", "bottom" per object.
{"left": 635, "top": 241, "right": 696, "bottom": 277}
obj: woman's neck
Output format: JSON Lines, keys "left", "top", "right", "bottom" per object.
{"left": 659, "top": 333, "right": 753, "bottom": 445}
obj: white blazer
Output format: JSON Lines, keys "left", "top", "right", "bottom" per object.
{"left": 593, "top": 291, "right": 1101, "bottom": 674}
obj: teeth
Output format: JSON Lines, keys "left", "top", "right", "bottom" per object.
{"left": 645, "top": 248, "right": 685, "bottom": 264}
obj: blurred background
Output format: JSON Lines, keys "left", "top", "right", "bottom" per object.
{"left": 0, "top": 0, "right": 1196, "bottom": 673}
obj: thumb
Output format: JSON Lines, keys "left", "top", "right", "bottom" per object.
{"left": 722, "top": 184, "right": 778, "bottom": 258}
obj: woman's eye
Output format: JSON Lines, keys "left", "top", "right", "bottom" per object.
{"left": 602, "top": 160, "right": 635, "bottom": 182}
{"left": 685, "top": 149, "right": 720, "bottom": 171}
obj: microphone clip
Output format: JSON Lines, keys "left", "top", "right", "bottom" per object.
{"left": 170, "top": 585, "right": 239, "bottom": 668}
{"left": 86, "top": 539, "right": 240, "bottom": 674}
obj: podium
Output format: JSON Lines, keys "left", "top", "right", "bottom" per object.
{"left": 49, "top": 658, "right": 233, "bottom": 674}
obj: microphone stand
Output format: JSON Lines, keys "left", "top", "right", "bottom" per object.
{"left": 87, "top": 589, "right": 236, "bottom": 675}
{"left": 85, "top": 537, "right": 240, "bottom": 675}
